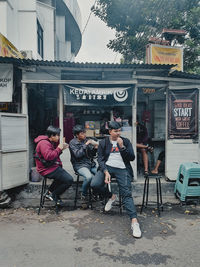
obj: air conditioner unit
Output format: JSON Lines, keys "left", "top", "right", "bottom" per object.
{"left": 20, "top": 50, "right": 33, "bottom": 59}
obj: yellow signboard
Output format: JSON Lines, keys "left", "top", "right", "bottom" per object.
{"left": 151, "top": 44, "right": 183, "bottom": 71}
{"left": 0, "top": 33, "right": 23, "bottom": 59}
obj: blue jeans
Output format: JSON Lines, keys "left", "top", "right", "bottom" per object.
{"left": 91, "top": 166, "right": 137, "bottom": 219}
{"left": 77, "top": 166, "right": 97, "bottom": 196}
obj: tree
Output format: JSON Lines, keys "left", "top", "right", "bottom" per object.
{"left": 92, "top": 0, "right": 200, "bottom": 73}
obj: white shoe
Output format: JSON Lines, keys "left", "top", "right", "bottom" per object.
{"left": 131, "top": 222, "right": 142, "bottom": 238}
{"left": 104, "top": 195, "right": 118, "bottom": 211}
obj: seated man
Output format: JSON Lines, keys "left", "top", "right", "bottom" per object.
{"left": 136, "top": 120, "right": 153, "bottom": 176}
{"left": 34, "top": 125, "right": 73, "bottom": 205}
{"left": 69, "top": 125, "right": 98, "bottom": 208}
{"left": 151, "top": 151, "right": 165, "bottom": 174}
{"left": 91, "top": 121, "right": 141, "bottom": 238}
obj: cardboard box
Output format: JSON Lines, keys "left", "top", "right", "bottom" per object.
{"left": 95, "top": 121, "right": 100, "bottom": 129}
{"left": 86, "top": 129, "right": 94, "bottom": 137}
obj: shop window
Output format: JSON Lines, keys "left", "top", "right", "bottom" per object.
{"left": 37, "top": 19, "right": 44, "bottom": 58}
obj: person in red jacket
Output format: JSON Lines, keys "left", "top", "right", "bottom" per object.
{"left": 34, "top": 125, "right": 73, "bottom": 205}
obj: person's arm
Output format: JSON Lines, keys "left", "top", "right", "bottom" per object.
{"left": 97, "top": 140, "right": 107, "bottom": 172}
{"left": 117, "top": 138, "right": 135, "bottom": 161}
{"left": 97, "top": 141, "right": 111, "bottom": 183}
{"left": 137, "top": 143, "right": 153, "bottom": 152}
{"left": 136, "top": 143, "right": 148, "bottom": 149}
{"left": 69, "top": 140, "right": 87, "bottom": 159}
{"left": 39, "top": 140, "right": 62, "bottom": 161}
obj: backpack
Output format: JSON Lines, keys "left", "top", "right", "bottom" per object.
{"left": 34, "top": 150, "right": 56, "bottom": 168}
{"left": 34, "top": 139, "right": 57, "bottom": 168}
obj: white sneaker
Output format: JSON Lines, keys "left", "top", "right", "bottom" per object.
{"left": 104, "top": 195, "right": 118, "bottom": 211}
{"left": 131, "top": 222, "right": 142, "bottom": 238}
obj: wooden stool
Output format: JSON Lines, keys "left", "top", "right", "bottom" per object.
{"left": 74, "top": 172, "right": 93, "bottom": 209}
{"left": 140, "top": 174, "right": 163, "bottom": 216}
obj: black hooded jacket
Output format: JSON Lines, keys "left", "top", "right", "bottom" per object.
{"left": 97, "top": 136, "right": 135, "bottom": 178}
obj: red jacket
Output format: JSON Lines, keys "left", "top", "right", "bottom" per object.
{"left": 34, "top": 135, "right": 62, "bottom": 176}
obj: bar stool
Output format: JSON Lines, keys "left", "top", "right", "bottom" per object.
{"left": 140, "top": 174, "right": 163, "bottom": 216}
{"left": 38, "top": 176, "right": 59, "bottom": 215}
{"left": 104, "top": 177, "right": 123, "bottom": 214}
{"left": 74, "top": 172, "right": 93, "bottom": 209}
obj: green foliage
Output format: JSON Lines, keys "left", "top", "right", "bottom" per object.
{"left": 92, "top": 0, "right": 200, "bottom": 72}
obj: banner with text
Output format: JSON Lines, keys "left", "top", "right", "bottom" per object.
{"left": 0, "top": 64, "right": 13, "bottom": 102}
{"left": 150, "top": 44, "right": 183, "bottom": 71}
{"left": 168, "top": 89, "right": 198, "bottom": 139}
{"left": 64, "top": 85, "right": 134, "bottom": 106}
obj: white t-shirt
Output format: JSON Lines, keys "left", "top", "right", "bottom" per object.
{"left": 106, "top": 140, "right": 126, "bottom": 169}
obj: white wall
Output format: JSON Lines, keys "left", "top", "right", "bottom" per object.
{"left": 56, "top": 15, "right": 73, "bottom": 61}
{"left": 37, "top": 1, "right": 55, "bottom": 60}
{"left": 0, "top": 2, "right": 8, "bottom": 37}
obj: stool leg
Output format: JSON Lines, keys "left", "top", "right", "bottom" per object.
{"left": 140, "top": 177, "right": 147, "bottom": 214}
{"left": 74, "top": 175, "right": 79, "bottom": 209}
{"left": 55, "top": 202, "right": 59, "bottom": 214}
{"left": 156, "top": 178, "right": 160, "bottom": 216}
{"left": 89, "top": 186, "right": 93, "bottom": 210}
{"left": 119, "top": 194, "right": 122, "bottom": 215}
{"left": 146, "top": 177, "right": 149, "bottom": 206}
{"left": 42, "top": 177, "right": 47, "bottom": 206}
{"left": 158, "top": 178, "right": 163, "bottom": 211}
{"left": 38, "top": 178, "right": 45, "bottom": 215}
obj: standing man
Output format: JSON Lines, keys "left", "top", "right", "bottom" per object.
{"left": 136, "top": 119, "right": 153, "bottom": 176}
{"left": 69, "top": 125, "right": 98, "bottom": 208}
{"left": 91, "top": 121, "right": 141, "bottom": 238}
{"left": 34, "top": 125, "right": 73, "bottom": 205}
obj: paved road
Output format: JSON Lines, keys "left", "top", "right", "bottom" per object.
{"left": 0, "top": 202, "right": 200, "bottom": 267}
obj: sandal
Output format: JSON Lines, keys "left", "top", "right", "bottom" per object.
{"left": 144, "top": 171, "right": 149, "bottom": 177}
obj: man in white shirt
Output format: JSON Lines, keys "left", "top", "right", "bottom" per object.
{"left": 91, "top": 121, "right": 141, "bottom": 238}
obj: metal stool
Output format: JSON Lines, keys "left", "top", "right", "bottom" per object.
{"left": 105, "top": 177, "right": 123, "bottom": 215}
{"left": 140, "top": 174, "right": 163, "bottom": 216}
{"left": 38, "top": 176, "right": 59, "bottom": 215}
{"left": 74, "top": 172, "right": 93, "bottom": 209}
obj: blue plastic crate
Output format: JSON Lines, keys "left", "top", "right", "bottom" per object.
{"left": 174, "top": 162, "right": 200, "bottom": 202}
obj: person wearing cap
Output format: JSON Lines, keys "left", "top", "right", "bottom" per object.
{"left": 91, "top": 121, "right": 141, "bottom": 238}
{"left": 69, "top": 125, "right": 98, "bottom": 209}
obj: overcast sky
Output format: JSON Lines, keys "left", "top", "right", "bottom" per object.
{"left": 76, "top": 0, "right": 121, "bottom": 63}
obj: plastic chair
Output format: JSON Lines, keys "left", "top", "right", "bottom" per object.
{"left": 174, "top": 162, "right": 200, "bottom": 202}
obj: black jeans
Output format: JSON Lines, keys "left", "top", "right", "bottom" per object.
{"left": 91, "top": 166, "right": 137, "bottom": 219}
{"left": 45, "top": 167, "right": 73, "bottom": 197}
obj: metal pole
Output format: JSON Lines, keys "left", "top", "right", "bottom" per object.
{"left": 22, "top": 83, "right": 28, "bottom": 114}
{"left": 59, "top": 84, "right": 64, "bottom": 144}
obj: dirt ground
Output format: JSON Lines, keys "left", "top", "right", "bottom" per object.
{"left": 0, "top": 202, "right": 200, "bottom": 267}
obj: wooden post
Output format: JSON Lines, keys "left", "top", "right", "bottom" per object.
{"left": 22, "top": 83, "right": 28, "bottom": 114}
{"left": 59, "top": 84, "right": 64, "bottom": 144}
{"left": 132, "top": 85, "right": 138, "bottom": 181}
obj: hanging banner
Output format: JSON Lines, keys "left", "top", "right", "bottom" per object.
{"left": 64, "top": 85, "right": 134, "bottom": 106}
{"left": 0, "top": 33, "right": 23, "bottom": 58}
{"left": 168, "top": 89, "right": 198, "bottom": 139}
{"left": 148, "top": 44, "right": 183, "bottom": 71}
{"left": 0, "top": 64, "right": 13, "bottom": 102}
